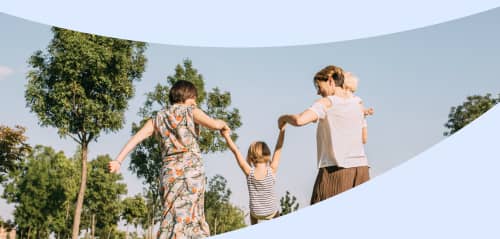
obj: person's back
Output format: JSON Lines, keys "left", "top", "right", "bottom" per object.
{"left": 221, "top": 129, "right": 286, "bottom": 225}
{"left": 325, "top": 95, "right": 367, "bottom": 168}
{"left": 155, "top": 104, "right": 201, "bottom": 158}
{"left": 247, "top": 165, "right": 277, "bottom": 220}
{"left": 278, "top": 65, "right": 371, "bottom": 205}
{"left": 110, "top": 80, "right": 231, "bottom": 239}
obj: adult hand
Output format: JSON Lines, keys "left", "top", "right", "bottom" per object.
{"left": 221, "top": 121, "right": 231, "bottom": 131}
{"left": 108, "top": 160, "right": 121, "bottom": 174}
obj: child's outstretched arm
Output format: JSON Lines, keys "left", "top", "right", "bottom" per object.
{"left": 221, "top": 128, "right": 251, "bottom": 176}
{"left": 358, "top": 101, "right": 371, "bottom": 144}
{"left": 270, "top": 128, "right": 286, "bottom": 174}
{"left": 362, "top": 125, "right": 368, "bottom": 144}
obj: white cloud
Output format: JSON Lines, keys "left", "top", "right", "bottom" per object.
{"left": 0, "top": 65, "right": 14, "bottom": 80}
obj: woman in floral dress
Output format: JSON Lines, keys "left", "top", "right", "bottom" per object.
{"left": 109, "top": 80, "right": 228, "bottom": 238}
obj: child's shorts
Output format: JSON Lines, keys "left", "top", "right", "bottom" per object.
{"left": 250, "top": 211, "right": 279, "bottom": 220}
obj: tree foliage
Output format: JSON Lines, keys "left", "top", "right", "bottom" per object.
{"left": 121, "top": 194, "right": 148, "bottom": 237}
{"left": 26, "top": 27, "right": 147, "bottom": 143}
{"left": 444, "top": 93, "right": 500, "bottom": 136}
{"left": 82, "top": 155, "right": 127, "bottom": 238}
{"left": 0, "top": 125, "right": 31, "bottom": 184}
{"left": 2, "top": 145, "right": 79, "bottom": 238}
{"left": 25, "top": 27, "right": 147, "bottom": 238}
{"left": 204, "top": 175, "right": 246, "bottom": 235}
{"left": 0, "top": 216, "right": 17, "bottom": 232}
{"left": 280, "top": 191, "right": 299, "bottom": 216}
{"left": 128, "top": 59, "right": 242, "bottom": 232}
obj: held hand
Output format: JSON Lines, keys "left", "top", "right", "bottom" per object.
{"left": 279, "top": 124, "right": 286, "bottom": 132}
{"left": 108, "top": 160, "right": 121, "bottom": 174}
{"left": 217, "top": 120, "right": 230, "bottom": 131}
{"left": 220, "top": 126, "right": 231, "bottom": 138}
{"left": 364, "top": 108, "right": 374, "bottom": 116}
{"left": 278, "top": 115, "right": 287, "bottom": 130}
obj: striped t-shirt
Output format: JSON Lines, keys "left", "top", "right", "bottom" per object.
{"left": 247, "top": 166, "right": 278, "bottom": 217}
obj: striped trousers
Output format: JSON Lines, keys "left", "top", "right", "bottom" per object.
{"left": 310, "top": 166, "right": 370, "bottom": 205}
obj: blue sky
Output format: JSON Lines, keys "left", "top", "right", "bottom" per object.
{"left": 1, "top": 8, "right": 500, "bottom": 221}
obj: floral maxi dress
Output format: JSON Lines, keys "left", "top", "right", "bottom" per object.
{"left": 154, "top": 105, "right": 210, "bottom": 239}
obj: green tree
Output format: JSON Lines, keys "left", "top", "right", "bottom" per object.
{"left": 444, "top": 93, "right": 500, "bottom": 136}
{"left": 141, "top": 190, "right": 160, "bottom": 239}
{"left": 204, "top": 175, "right": 246, "bottom": 235}
{"left": 2, "top": 145, "right": 79, "bottom": 238}
{"left": 128, "top": 59, "right": 242, "bottom": 236}
{"left": 81, "top": 155, "right": 127, "bottom": 239}
{"left": 0, "top": 125, "right": 31, "bottom": 184}
{"left": 121, "top": 195, "right": 148, "bottom": 238}
{"left": 25, "top": 27, "right": 147, "bottom": 239}
{"left": 280, "top": 191, "right": 300, "bottom": 216}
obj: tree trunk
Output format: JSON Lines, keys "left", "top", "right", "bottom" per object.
{"left": 149, "top": 206, "right": 156, "bottom": 239}
{"left": 27, "top": 226, "right": 31, "bottom": 239}
{"left": 91, "top": 214, "right": 95, "bottom": 239}
{"left": 214, "top": 218, "right": 217, "bottom": 235}
{"left": 72, "top": 143, "right": 88, "bottom": 239}
{"left": 125, "top": 224, "right": 129, "bottom": 239}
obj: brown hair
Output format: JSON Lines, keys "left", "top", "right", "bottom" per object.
{"left": 314, "top": 65, "right": 345, "bottom": 87}
{"left": 169, "top": 80, "right": 198, "bottom": 104}
{"left": 247, "top": 141, "right": 271, "bottom": 164}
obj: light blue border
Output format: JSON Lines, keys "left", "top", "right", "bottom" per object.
{"left": 1, "top": 0, "right": 500, "bottom": 47}
{"left": 1, "top": 1, "right": 499, "bottom": 238}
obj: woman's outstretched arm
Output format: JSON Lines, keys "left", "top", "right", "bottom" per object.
{"left": 109, "top": 119, "right": 155, "bottom": 173}
{"left": 278, "top": 110, "right": 317, "bottom": 128}
{"left": 193, "top": 108, "right": 228, "bottom": 130}
{"left": 278, "top": 97, "right": 331, "bottom": 129}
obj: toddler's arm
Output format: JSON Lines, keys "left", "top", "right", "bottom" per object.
{"left": 358, "top": 100, "right": 371, "bottom": 144}
{"left": 362, "top": 126, "right": 368, "bottom": 144}
{"left": 270, "top": 128, "right": 286, "bottom": 174}
{"left": 221, "top": 128, "right": 251, "bottom": 176}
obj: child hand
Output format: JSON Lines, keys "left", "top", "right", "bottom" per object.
{"left": 280, "top": 125, "right": 286, "bottom": 132}
{"left": 364, "top": 107, "right": 374, "bottom": 116}
{"left": 108, "top": 160, "right": 121, "bottom": 174}
{"left": 278, "top": 115, "right": 287, "bottom": 130}
{"left": 220, "top": 126, "right": 231, "bottom": 138}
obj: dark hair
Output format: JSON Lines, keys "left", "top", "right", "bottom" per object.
{"left": 169, "top": 80, "right": 198, "bottom": 104}
{"left": 313, "top": 65, "right": 345, "bottom": 87}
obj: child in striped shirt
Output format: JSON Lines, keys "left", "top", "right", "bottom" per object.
{"left": 221, "top": 127, "right": 286, "bottom": 225}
